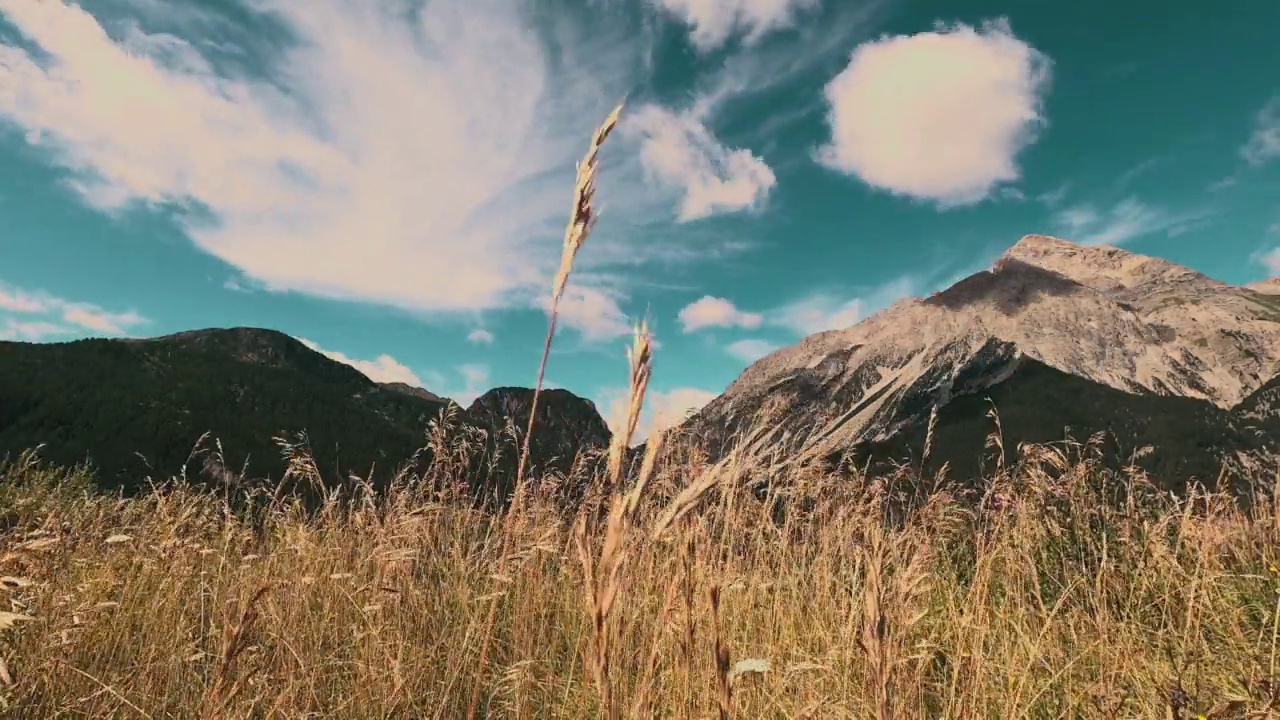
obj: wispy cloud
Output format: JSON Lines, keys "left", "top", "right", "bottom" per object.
{"left": 1254, "top": 247, "right": 1280, "bottom": 276}
{"left": 677, "top": 295, "right": 762, "bottom": 332}
{"left": 647, "top": 0, "right": 821, "bottom": 53}
{"left": 768, "top": 294, "right": 863, "bottom": 335}
{"left": 0, "top": 286, "right": 47, "bottom": 314}
{"left": 1052, "top": 197, "right": 1212, "bottom": 246}
{"left": 0, "top": 281, "right": 147, "bottom": 337}
{"left": 1035, "top": 182, "right": 1070, "bottom": 208}
{"left": 1243, "top": 96, "right": 1280, "bottom": 166}
{"left": 725, "top": 337, "right": 778, "bottom": 362}
{"left": 0, "top": 0, "right": 670, "bottom": 339}
{"left": 296, "top": 337, "right": 422, "bottom": 386}
{"left": 816, "top": 18, "right": 1051, "bottom": 208}
{"left": 0, "top": 318, "right": 72, "bottom": 341}
{"left": 421, "top": 363, "right": 492, "bottom": 407}
{"left": 466, "top": 328, "right": 495, "bottom": 345}
{"left": 627, "top": 104, "right": 776, "bottom": 222}
{"left": 767, "top": 275, "right": 917, "bottom": 336}
{"left": 1114, "top": 156, "right": 1164, "bottom": 190}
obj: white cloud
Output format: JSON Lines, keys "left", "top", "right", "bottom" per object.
{"left": 0, "top": 281, "right": 147, "bottom": 337}
{"left": 0, "top": 286, "right": 47, "bottom": 314}
{"left": 816, "top": 18, "right": 1051, "bottom": 207}
{"left": 768, "top": 293, "right": 864, "bottom": 335}
{"left": 1256, "top": 247, "right": 1280, "bottom": 275}
{"left": 0, "top": 318, "right": 72, "bottom": 341}
{"left": 628, "top": 104, "right": 776, "bottom": 222}
{"left": 1243, "top": 96, "right": 1280, "bottom": 166}
{"left": 649, "top": 0, "right": 822, "bottom": 52}
{"left": 600, "top": 384, "right": 718, "bottom": 445}
{"left": 1052, "top": 198, "right": 1211, "bottom": 246}
{"left": 0, "top": 0, "right": 660, "bottom": 323}
{"left": 296, "top": 337, "right": 423, "bottom": 386}
{"left": 1036, "top": 183, "right": 1070, "bottom": 207}
{"left": 421, "top": 363, "right": 491, "bottom": 407}
{"left": 725, "top": 337, "right": 778, "bottom": 362}
{"left": 677, "top": 295, "right": 762, "bottom": 332}
{"left": 1054, "top": 205, "right": 1101, "bottom": 236}
{"left": 61, "top": 305, "right": 147, "bottom": 335}
{"left": 766, "top": 275, "right": 916, "bottom": 336}
{"left": 467, "top": 328, "right": 495, "bottom": 345}
{"left": 539, "top": 282, "right": 634, "bottom": 342}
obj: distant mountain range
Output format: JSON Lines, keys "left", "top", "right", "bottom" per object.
{"left": 0, "top": 327, "right": 610, "bottom": 498}
{"left": 678, "top": 235, "right": 1280, "bottom": 492}
{"left": 2, "top": 235, "right": 1277, "bottom": 499}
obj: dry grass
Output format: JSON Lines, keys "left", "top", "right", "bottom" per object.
{"left": 4, "top": 436, "right": 1280, "bottom": 718}
{"left": 5, "top": 106, "right": 1280, "bottom": 720}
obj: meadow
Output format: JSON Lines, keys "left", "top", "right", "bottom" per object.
{"left": 2, "top": 105, "right": 1279, "bottom": 719}
{"left": 2, "top": 430, "right": 1280, "bottom": 718}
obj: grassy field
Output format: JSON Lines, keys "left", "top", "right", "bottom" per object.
{"left": 1, "top": 437, "right": 1280, "bottom": 719}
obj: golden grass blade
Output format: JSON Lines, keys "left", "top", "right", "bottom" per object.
{"left": 469, "top": 101, "right": 625, "bottom": 720}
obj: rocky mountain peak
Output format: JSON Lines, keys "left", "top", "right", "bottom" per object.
{"left": 683, "top": 234, "right": 1280, "bottom": 486}
{"left": 1001, "top": 235, "right": 1221, "bottom": 294}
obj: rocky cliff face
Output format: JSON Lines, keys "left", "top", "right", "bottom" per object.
{"left": 685, "top": 235, "right": 1280, "bottom": 488}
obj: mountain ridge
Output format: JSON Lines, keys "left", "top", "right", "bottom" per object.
{"left": 0, "top": 329, "right": 610, "bottom": 498}
{"left": 679, "top": 234, "right": 1280, "bottom": 489}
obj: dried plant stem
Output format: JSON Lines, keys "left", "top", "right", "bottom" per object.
{"left": 466, "top": 102, "right": 624, "bottom": 720}
{"left": 578, "top": 323, "right": 660, "bottom": 719}
{"left": 710, "top": 585, "right": 732, "bottom": 720}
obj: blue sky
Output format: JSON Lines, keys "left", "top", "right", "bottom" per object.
{"left": 1, "top": 0, "right": 1278, "bottom": 437}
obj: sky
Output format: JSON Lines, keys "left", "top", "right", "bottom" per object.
{"left": 1, "top": 0, "right": 1278, "bottom": 439}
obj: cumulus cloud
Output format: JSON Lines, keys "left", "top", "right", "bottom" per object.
{"left": 816, "top": 18, "right": 1051, "bottom": 207}
{"left": 677, "top": 295, "right": 762, "bottom": 332}
{"left": 0, "top": 0, "right": 662, "bottom": 334}
{"left": 725, "top": 337, "right": 778, "bottom": 362}
{"left": 467, "top": 328, "right": 495, "bottom": 345}
{"left": 1052, "top": 198, "right": 1212, "bottom": 246}
{"left": 538, "top": 283, "right": 634, "bottom": 342}
{"left": 0, "top": 282, "right": 147, "bottom": 337}
{"left": 648, "top": 0, "right": 822, "bottom": 52}
{"left": 628, "top": 104, "right": 776, "bottom": 222}
{"left": 296, "top": 338, "right": 423, "bottom": 386}
{"left": 1243, "top": 97, "right": 1280, "bottom": 166}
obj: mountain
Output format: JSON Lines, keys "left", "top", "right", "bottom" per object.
{"left": 682, "top": 235, "right": 1280, "bottom": 491}
{"left": 0, "top": 328, "right": 610, "bottom": 498}
{"left": 381, "top": 381, "right": 451, "bottom": 405}
{"left": 462, "top": 387, "right": 612, "bottom": 499}
{"left": 1248, "top": 277, "right": 1280, "bottom": 295}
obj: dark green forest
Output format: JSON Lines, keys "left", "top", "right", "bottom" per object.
{"left": 0, "top": 328, "right": 451, "bottom": 494}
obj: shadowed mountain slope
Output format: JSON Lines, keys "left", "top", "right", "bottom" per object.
{"left": 0, "top": 328, "right": 609, "bottom": 497}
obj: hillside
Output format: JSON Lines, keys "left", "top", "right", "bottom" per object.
{"left": 0, "top": 328, "right": 610, "bottom": 497}
{"left": 681, "top": 235, "right": 1280, "bottom": 490}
